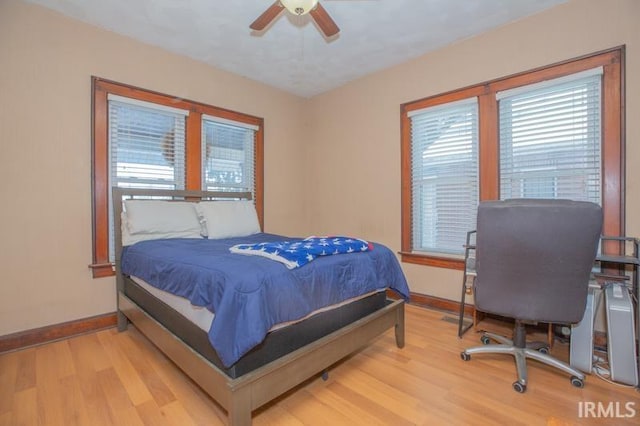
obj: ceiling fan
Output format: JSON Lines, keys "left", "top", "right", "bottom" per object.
{"left": 250, "top": 0, "right": 340, "bottom": 37}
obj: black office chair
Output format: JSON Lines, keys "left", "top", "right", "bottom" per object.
{"left": 461, "top": 199, "right": 602, "bottom": 393}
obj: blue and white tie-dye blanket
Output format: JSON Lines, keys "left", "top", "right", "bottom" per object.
{"left": 230, "top": 236, "right": 373, "bottom": 269}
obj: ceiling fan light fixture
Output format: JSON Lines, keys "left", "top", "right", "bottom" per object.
{"left": 280, "top": 0, "right": 319, "bottom": 16}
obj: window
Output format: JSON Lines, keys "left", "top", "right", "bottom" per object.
{"left": 498, "top": 70, "right": 602, "bottom": 204}
{"left": 201, "top": 116, "right": 257, "bottom": 194}
{"left": 409, "top": 99, "right": 479, "bottom": 255}
{"left": 91, "top": 78, "right": 264, "bottom": 277}
{"left": 107, "top": 95, "right": 189, "bottom": 260}
{"left": 401, "top": 47, "right": 624, "bottom": 269}
{"left": 109, "top": 96, "right": 188, "bottom": 191}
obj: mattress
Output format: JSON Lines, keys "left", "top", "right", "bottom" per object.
{"left": 122, "top": 275, "right": 390, "bottom": 378}
{"left": 132, "top": 275, "right": 213, "bottom": 332}
{"left": 131, "top": 275, "right": 383, "bottom": 333}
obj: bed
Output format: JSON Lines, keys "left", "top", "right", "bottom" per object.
{"left": 112, "top": 188, "right": 409, "bottom": 425}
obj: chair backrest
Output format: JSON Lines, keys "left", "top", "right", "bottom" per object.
{"left": 474, "top": 199, "right": 602, "bottom": 324}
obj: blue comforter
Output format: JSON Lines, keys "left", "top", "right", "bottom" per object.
{"left": 121, "top": 233, "right": 410, "bottom": 367}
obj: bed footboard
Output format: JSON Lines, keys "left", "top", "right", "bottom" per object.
{"left": 118, "top": 292, "right": 405, "bottom": 425}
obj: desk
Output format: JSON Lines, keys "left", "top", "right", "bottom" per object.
{"left": 458, "top": 234, "right": 640, "bottom": 385}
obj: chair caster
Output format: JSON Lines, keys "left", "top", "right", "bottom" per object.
{"left": 512, "top": 381, "right": 527, "bottom": 393}
{"left": 480, "top": 335, "right": 491, "bottom": 345}
{"left": 538, "top": 346, "right": 549, "bottom": 354}
{"left": 460, "top": 352, "right": 471, "bottom": 361}
{"left": 570, "top": 376, "right": 584, "bottom": 388}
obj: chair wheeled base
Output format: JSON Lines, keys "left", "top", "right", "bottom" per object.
{"left": 461, "top": 321, "right": 585, "bottom": 393}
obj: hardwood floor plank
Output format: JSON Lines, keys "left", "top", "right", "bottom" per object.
{"left": 157, "top": 400, "right": 199, "bottom": 426}
{"left": 9, "top": 387, "right": 37, "bottom": 426}
{"left": 68, "top": 331, "right": 113, "bottom": 372}
{"left": 334, "top": 365, "right": 429, "bottom": 424}
{"left": 67, "top": 335, "right": 118, "bottom": 426}
{"left": 355, "top": 349, "right": 449, "bottom": 395}
{"left": 444, "top": 389, "right": 536, "bottom": 426}
{"left": 0, "top": 351, "right": 18, "bottom": 415}
{"left": 1, "top": 304, "right": 638, "bottom": 425}
{"left": 36, "top": 339, "right": 77, "bottom": 380}
{"left": 135, "top": 400, "right": 170, "bottom": 426}
{"left": 96, "top": 367, "right": 146, "bottom": 426}
{"left": 277, "top": 388, "right": 355, "bottom": 425}
{"left": 125, "top": 328, "right": 228, "bottom": 425}
{"left": 13, "top": 348, "right": 36, "bottom": 392}
{"left": 253, "top": 404, "right": 304, "bottom": 425}
{"left": 59, "top": 375, "right": 93, "bottom": 426}
{"left": 0, "top": 413, "right": 12, "bottom": 426}
{"left": 323, "top": 381, "right": 412, "bottom": 425}
{"left": 117, "top": 331, "right": 177, "bottom": 407}
{"left": 150, "top": 365, "right": 227, "bottom": 426}
{"left": 97, "top": 329, "right": 154, "bottom": 406}
{"left": 35, "top": 342, "right": 76, "bottom": 425}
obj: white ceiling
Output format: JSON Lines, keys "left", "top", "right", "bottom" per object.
{"left": 26, "top": 0, "right": 567, "bottom": 98}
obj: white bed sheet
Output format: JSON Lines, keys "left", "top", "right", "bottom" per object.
{"left": 132, "top": 275, "right": 214, "bottom": 332}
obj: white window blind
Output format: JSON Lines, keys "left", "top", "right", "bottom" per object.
{"left": 410, "top": 98, "right": 479, "bottom": 255}
{"left": 107, "top": 97, "right": 188, "bottom": 259}
{"left": 201, "top": 116, "right": 256, "bottom": 195}
{"left": 499, "top": 71, "right": 602, "bottom": 204}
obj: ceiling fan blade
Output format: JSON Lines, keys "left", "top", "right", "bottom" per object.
{"left": 309, "top": 2, "right": 340, "bottom": 37}
{"left": 250, "top": 1, "right": 284, "bottom": 31}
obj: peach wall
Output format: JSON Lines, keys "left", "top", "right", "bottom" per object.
{"left": 304, "top": 0, "right": 640, "bottom": 301}
{"left": 1, "top": 0, "right": 638, "bottom": 336}
{"left": 0, "top": 0, "right": 307, "bottom": 335}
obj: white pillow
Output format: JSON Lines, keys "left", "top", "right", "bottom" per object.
{"left": 120, "top": 212, "right": 153, "bottom": 246}
{"left": 122, "top": 200, "right": 202, "bottom": 246}
{"left": 196, "top": 200, "right": 261, "bottom": 239}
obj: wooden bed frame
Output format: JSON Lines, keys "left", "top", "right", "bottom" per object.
{"left": 113, "top": 188, "right": 405, "bottom": 425}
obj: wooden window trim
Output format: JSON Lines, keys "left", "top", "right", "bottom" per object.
{"left": 89, "top": 77, "right": 264, "bottom": 278}
{"left": 401, "top": 46, "right": 625, "bottom": 268}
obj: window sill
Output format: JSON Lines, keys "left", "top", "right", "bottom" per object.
{"left": 399, "top": 251, "right": 465, "bottom": 270}
{"left": 89, "top": 263, "right": 115, "bottom": 278}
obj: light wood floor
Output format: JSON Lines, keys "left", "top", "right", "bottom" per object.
{"left": 1, "top": 304, "right": 638, "bottom": 425}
